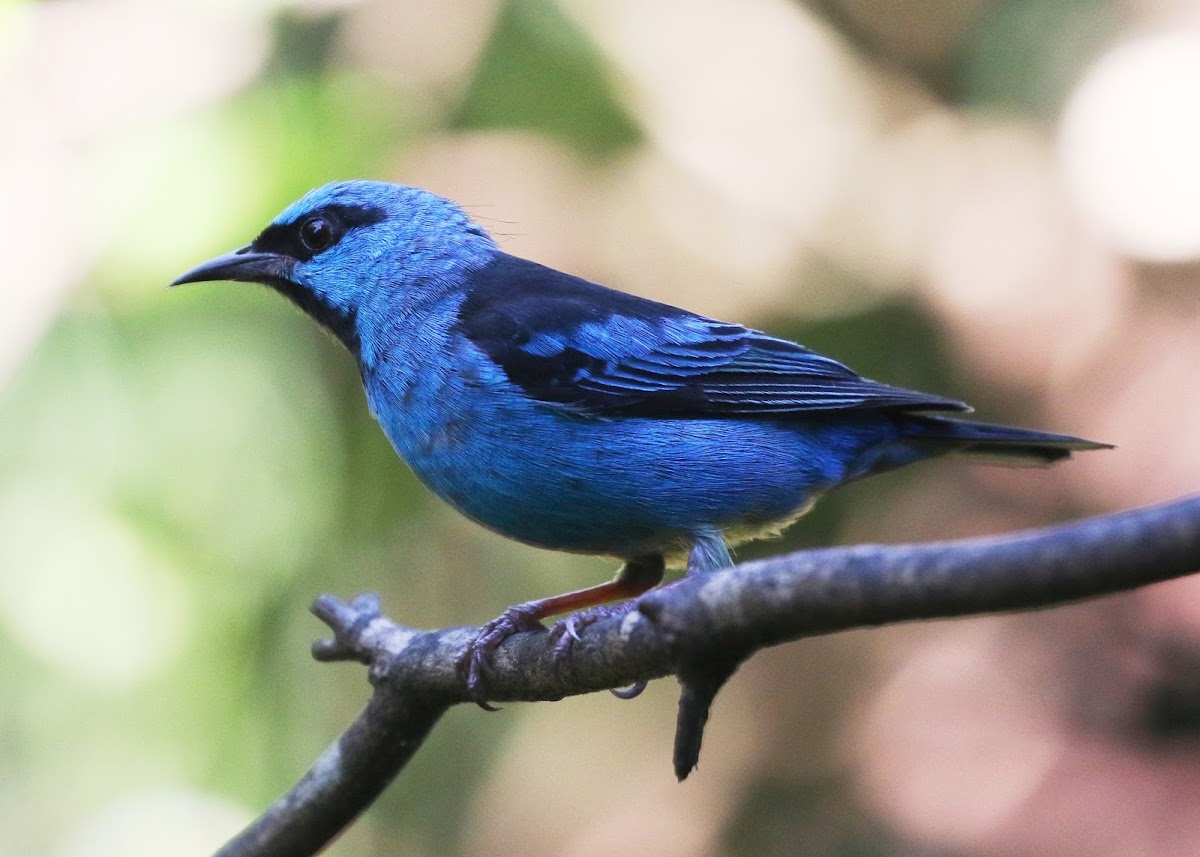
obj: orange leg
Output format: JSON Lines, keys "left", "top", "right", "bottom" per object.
{"left": 519, "top": 555, "right": 665, "bottom": 619}
{"left": 459, "top": 555, "right": 665, "bottom": 706}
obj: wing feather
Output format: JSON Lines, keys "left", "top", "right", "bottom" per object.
{"left": 458, "top": 253, "right": 967, "bottom": 417}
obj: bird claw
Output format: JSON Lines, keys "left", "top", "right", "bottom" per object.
{"left": 457, "top": 602, "right": 547, "bottom": 709}
{"left": 562, "top": 616, "right": 583, "bottom": 643}
{"left": 547, "top": 601, "right": 646, "bottom": 698}
{"left": 547, "top": 603, "right": 628, "bottom": 658}
{"left": 458, "top": 599, "right": 649, "bottom": 707}
{"left": 611, "top": 680, "right": 648, "bottom": 700}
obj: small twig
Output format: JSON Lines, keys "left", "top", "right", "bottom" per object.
{"left": 673, "top": 650, "right": 750, "bottom": 779}
{"left": 214, "top": 494, "right": 1200, "bottom": 857}
{"left": 214, "top": 596, "right": 452, "bottom": 857}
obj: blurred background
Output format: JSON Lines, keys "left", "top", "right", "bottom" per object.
{"left": 3, "top": 0, "right": 1200, "bottom": 854}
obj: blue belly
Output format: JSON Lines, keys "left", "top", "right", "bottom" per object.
{"left": 367, "top": 349, "right": 901, "bottom": 559}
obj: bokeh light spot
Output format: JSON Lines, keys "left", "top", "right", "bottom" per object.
{"left": 1059, "top": 31, "right": 1200, "bottom": 261}
{"left": 55, "top": 789, "right": 251, "bottom": 857}
{"left": 0, "top": 479, "right": 190, "bottom": 688}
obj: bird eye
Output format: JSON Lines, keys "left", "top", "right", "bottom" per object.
{"left": 299, "top": 216, "right": 334, "bottom": 253}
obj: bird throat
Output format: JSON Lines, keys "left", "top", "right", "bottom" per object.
{"left": 267, "top": 278, "right": 361, "bottom": 359}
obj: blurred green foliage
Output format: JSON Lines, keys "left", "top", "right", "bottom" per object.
{"left": 957, "top": 0, "right": 1120, "bottom": 117}
{"left": 454, "top": 0, "right": 642, "bottom": 159}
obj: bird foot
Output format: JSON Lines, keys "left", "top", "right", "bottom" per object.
{"left": 457, "top": 602, "right": 547, "bottom": 710}
{"left": 548, "top": 601, "right": 648, "bottom": 700}
{"left": 548, "top": 600, "right": 637, "bottom": 652}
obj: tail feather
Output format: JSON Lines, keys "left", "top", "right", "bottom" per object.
{"left": 899, "top": 415, "right": 1112, "bottom": 466}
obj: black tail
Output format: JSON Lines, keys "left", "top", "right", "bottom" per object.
{"left": 900, "top": 415, "right": 1112, "bottom": 466}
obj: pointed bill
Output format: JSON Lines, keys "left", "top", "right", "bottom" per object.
{"left": 170, "top": 247, "right": 293, "bottom": 287}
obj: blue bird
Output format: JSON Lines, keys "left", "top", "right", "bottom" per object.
{"left": 172, "top": 180, "right": 1109, "bottom": 698}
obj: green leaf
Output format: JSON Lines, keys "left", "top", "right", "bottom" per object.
{"left": 454, "top": 0, "right": 642, "bottom": 159}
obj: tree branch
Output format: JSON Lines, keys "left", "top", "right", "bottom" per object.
{"left": 214, "top": 494, "right": 1200, "bottom": 857}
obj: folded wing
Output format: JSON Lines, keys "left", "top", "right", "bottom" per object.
{"left": 458, "top": 253, "right": 967, "bottom": 418}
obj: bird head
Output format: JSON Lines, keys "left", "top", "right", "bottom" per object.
{"left": 171, "top": 180, "right": 497, "bottom": 356}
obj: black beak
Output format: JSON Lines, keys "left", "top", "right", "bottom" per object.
{"left": 170, "top": 246, "right": 293, "bottom": 287}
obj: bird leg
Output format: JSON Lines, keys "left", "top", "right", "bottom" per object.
{"left": 545, "top": 534, "right": 734, "bottom": 702}
{"left": 687, "top": 529, "right": 733, "bottom": 574}
{"left": 543, "top": 555, "right": 666, "bottom": 699}
{"left": 548, "top": 554, "right": 665, "bottom": 641}
{"left": 460, "top": 555, "right": 665, "bottom": 707}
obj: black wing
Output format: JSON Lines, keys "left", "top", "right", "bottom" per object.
{"left": 457, "top": 253, "right": 967, "bottom": 417}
